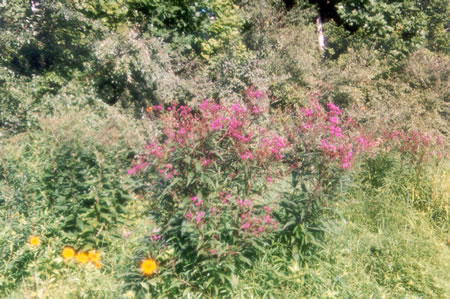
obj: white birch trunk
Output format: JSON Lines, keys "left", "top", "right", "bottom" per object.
{"left": 317, "top": 15, "right": 327, "bottom": 52}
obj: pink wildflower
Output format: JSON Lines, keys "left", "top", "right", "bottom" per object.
{"left": 241, "top": 223, "right": 250, "bottom": 229}
{"left": 195, "top": 212, "right": 205, "bottom": 222}
{"left": 327, "top": 102, "right": 341, "bottom": 115}
{"left": 301, "top": 107, "right": 314, "bottom": 117}
{"left": 200, "top": 99, "right": 209, "bottom": 111}
{"left": 201, "top": 158, "right": 211, "bottom": 167}
{"left": 127, "top": 162, "right": 149, "bottom": 175}
{"left": 185, "top": 212, "right": 193, "bottom": 220}
{"left": 240, "top": 151, "right": 254, "bottom": 160}
{"left": 210, "top": 118, "right": 223, "bottom": 131}
{"left": 329, "top": 126, "right": 343, "bottom": 137}
{"left": 328, "top": 116, "right": 339, "bottom": 124}
{"left": 231, "top": 103, "right": 246, "bottom": 113}
{"left": 302, "top": 122, "right": 312, "bottom": 129}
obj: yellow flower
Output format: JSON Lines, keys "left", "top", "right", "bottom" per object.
{"left": 94, "top": 262, "right": 102, "bottom": 269}
{"left": 88, "top": 250, "right": 101, "bottom": 263}
{"left": 76, "top": 252, "right": 89, "bottom": 264}
{"left": 62, "top": 247, "right": 76, "bottom": 260}
{"left": 29, "top": 236, "right": 40, "bottom": 247}
{"left": 139, "top": 258, "right": 157, "bottom": 276}
{"left": 146, "top": 106, "right": 153, "bottom": 112}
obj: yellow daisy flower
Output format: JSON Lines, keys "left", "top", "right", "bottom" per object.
{"left": 29, "top": 236, "right": 40, "bottom": 247}
{"left": 88, "top": 250, "right": 101, "bottom": 263}
{"left": 75, "top": 252, "right": 89, "bottom": 264}
{"left": 62, "top": 247, "right": 76, "bottom": 260}
{"left": 139, "top": 258, "right": 157, "bottom": 276}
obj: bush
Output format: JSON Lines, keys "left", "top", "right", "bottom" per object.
{"left": 91, "top": 29, "right": 180, "bottom": 110}
{"left": 126, "top": 89, "right": 410, "bottom": 295}
{"left": 0, "top": 111, "right": 137, "bottom": 249}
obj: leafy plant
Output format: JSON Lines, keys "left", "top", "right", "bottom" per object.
{"left": 0, "top": 112, "right": 135, "bottom": 249}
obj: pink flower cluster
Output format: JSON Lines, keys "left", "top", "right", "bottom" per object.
{"left": 385, "top": 130, "right": 446, "bottom": 160}
{"left": 244, "top": 86, "right": 265, "bottom": 100}
{"left": 156, "top": 163, "right": 177, "bottom": 180}
{"left": 296, "top": 99, "right": 361, "bottom": 169}
{"left": 127, "top": 162, "right": 149, "bottom": 175}
{"left": 183, "top": 191, "right": 277, "bottom": 238}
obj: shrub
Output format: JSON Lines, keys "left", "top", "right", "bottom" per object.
{"left": 127, "top": 89, "right": 403, "bottom": 294}
{"left": 0, "top": 111, "right": 137, "bottom": 249}
{"left": 91, "top": 29, "right": 180, "bottom": 110}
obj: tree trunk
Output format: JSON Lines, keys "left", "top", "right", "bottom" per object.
{"left": 316, "top": 15, "right": 327, "bottom": 52}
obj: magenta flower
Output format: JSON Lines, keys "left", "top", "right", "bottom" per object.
{"left": 185, "top": 212, "right": 193, "bottom": 220}
{"left": 195, "top": 211, "right": 205, "bottom": 222}
{"left": 199, "top": 99, "right": 210, "bottom": 111}
{"left": 302, "top": 122, "right": 312, "bottom": 129}
{"left": 201, "top": 158, "right": 211, "bottom": 167}
{"left": 127, "top": 162, "right": 149, "bottom": 175}
{"left": 231, "top": 103, "right": 246, "bottom": 113}
{"left": 329, "top": 126, "right": 343, "bottom": 137}
{"left": 327, "top": 102, "right": 341, "bottom": 115}
{"left": 301, "top": 107, "right": 314, "bottom": 117}
{"left": 241, "top": 223, "right": 250, "bottom": 229}
{"left": 328, "top": 116, "right": 339, "bottom": 124}
{"left": 240, "top": 151, "right": 254, "bottom": 160}
{"left": 210, "top": 118, "right": 223, "bottom": 131}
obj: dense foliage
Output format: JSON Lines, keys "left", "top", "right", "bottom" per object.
{"left": 335, "top": 0, "right": 449, "bottom": 59}
{"left": 0, "top": 0, "right": 448, "bottom": 297}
